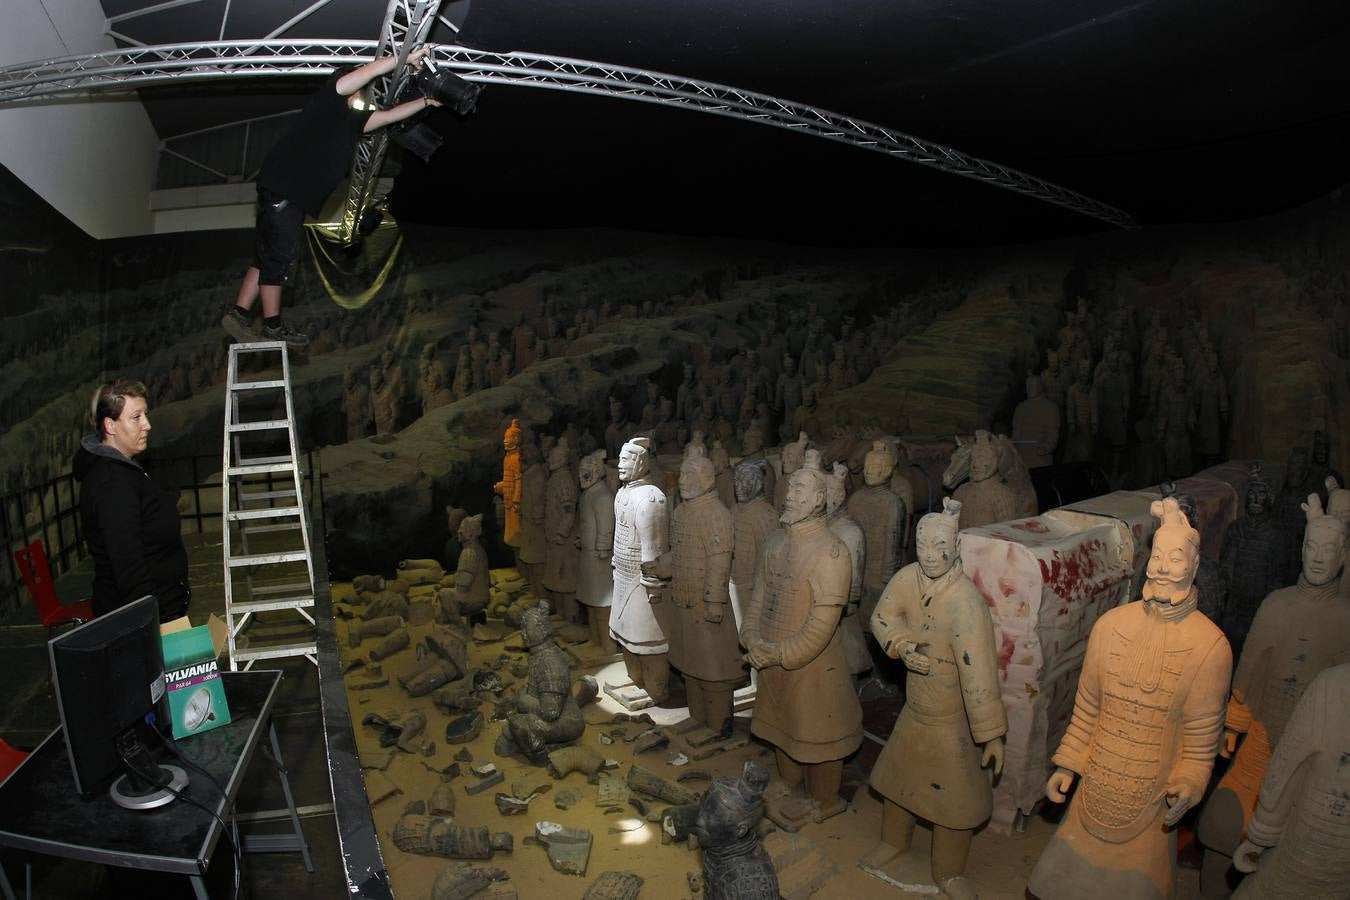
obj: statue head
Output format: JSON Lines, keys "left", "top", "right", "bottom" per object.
{"left": 801, "top": 384, "right": 816, "bottom": 407}
{"left": 915, "top": 498, "right": 962, "bottom": 578}
{"left": 1026, "top": 374, "right": 1044, "bottom": 399}
{"left": 618, "top": 436, "right": 653, "bottom": 484}
{"left": 458, "top": 513, "right": 483, "bottom": 544}
{"left": 734, "top": 459, "right": 767, "bottom": 503}
{"left": 863, "top": 440, "right": 896, "bottom": 487}
{"left": 1046, "top": 349, "right": 1059, "bottom": 371}
{"left": 520, "top": 599, "right": 555, "bottom": 648}
{"left": 1142, "top": 497, "right": 1202, "bottom": 605}
{"left": 1245, "top": 463, "right": 1272, "bottom": 518}
{"left": 781, "top": 432, "right": 809, "bottom": 475}
{"left": 679, "top": 444, "right": 716, "bottom": 501}
{"left": 646, "top": 381, "right": 660, "bottom": 403}
{"left": 421, "top": 342, "right": 436, "bottom": 360}
{"left": 547, "top": 439, "right": 569, "bottom": 472}
{"left": 710, "top": 441, "right": 730, "bottom": 474}
{"left": 609, "top": 397, "right": 625, "bottom": 423}
{"left": 579, "top": 449, "right": 606, "bottom": 489}
{"left": 1328, "top": 477, "right": 1349, "bottom": 525}
{"left": 446, "top": 506, "right": 467, "bottom": 534}
{"left": 682, "top": 362, "right": 694, "bottom": 383}
{"left": 826, "top": 462, "right": 848, "bottom": 515}
{"left": 503, "top": 419, "right": 522, "bottom": 453}
{"left": 969, "top": 431, "right": 999, "bottom": 483}
{"left": 780, "top": 459, "right": 828, "bottom": 526}
{"left": 783, "top": 354, "right": 797, "bottom": 375}
{"left": 693, "top": 760, "right": 769, "bottom": 850}
{"left": 1300, "top": 493, "right": 1347, "bottom": 587}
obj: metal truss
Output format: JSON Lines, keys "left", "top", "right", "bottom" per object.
{"left": 0, "top": 39, "right": 1136, "bottom": 232}
{"left": 340, "top": 0, "right": 445, "bottom": 245}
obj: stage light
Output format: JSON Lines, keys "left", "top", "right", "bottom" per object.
{"left": 414, "top": 56, "right": 482, "bottom": 115}
{"left": 391, "top": 121, "right": 444, "bottom": 163}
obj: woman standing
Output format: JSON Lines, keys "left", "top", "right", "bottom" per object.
{"left": 74, "top": 379, "right": 190, "bottom": 622}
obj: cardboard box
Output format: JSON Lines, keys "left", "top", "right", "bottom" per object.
{"left": 159, "top": 614, "right": 232, "bottom": 739}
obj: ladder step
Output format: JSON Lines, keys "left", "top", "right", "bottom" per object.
{"left": 226, "top": 506, "right": 302, "bottom": 521}
{"left": 249, "top": 580, "right": 312, "bottom": 596}
{"left": 226, "top": 419, "right": 291, "bottom": 433}
{"left": 229, "top": 341, "right": 288, "bottom": 353}
{"left": 227, "top": 462, "right": 295, "bottom": 476}
{"left": 233, "top": 641, "right": 318, "bottom": 663}
{"left": 235, "top": 489, "right": 298, "bottom": 501}
{"left": 238, "top": 454, "right": 293, "bottom": 467}
{"left": 227, "top": 550, "right": 310, "bottom": 567}
{"left": 230, "top": 379, "right": 287, "bottom": 391}
{"left": 228, "top": 596, "right": 315, "bottom": 614}
{"left": 242, "top": 522, "right": 304, "bottom": 535}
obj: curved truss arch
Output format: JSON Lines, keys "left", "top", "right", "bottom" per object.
{"left": 0, "top": 40, "right": 1136, "bottom": 232}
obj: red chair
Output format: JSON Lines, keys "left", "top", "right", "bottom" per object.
{"left": 12, "top": 539, "right": 95, "bottom": 635}
{"left": 0, "top": 737, "right": 30, "bottom": 900}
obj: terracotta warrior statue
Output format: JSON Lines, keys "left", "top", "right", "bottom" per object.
{"left": 862, "top": 497, "right": 1007, "bottom": 900}
{"left": 695, "top": 760, "right": 780, "bottom": 900}
{"left": 446, "top": 514, "right": 489, "bottom": 621}
{"left": 1230, "top": 662, "right": 1350, "bottom": 900}
{"left": 543, "top": 440, "right": 580, "bottom": 623}
{"left": 516, "top": 441, "right": 548, "bottom": 597}
{"left": 1197, "top": 492, "right": 1348, "bottom": 898}
{"left": 1028, "top": 497, "right": 1232, "bottom": 900}
{"left": 773, "top": 431, "right": 809, "bottom": 513}
{"left": 730, "top": 459, "right": 779, "bottom": 633}
{"left": 740, "top": 460, "right": 862, "bottom": 824}
{"left": 576, "top": 449, "right": 617, "bottom": 654}
{"left": 848, "top": 440, "right": 906, "bottom": 623}
{"left": 1011, "top": 374, "right": 1060, "bottom": 469}
{"left": 609, "top": 436, "right": 673, "bottom": 703}
{"left": 665, "top": 443, "right": 743, "bottom": 735}
{"left": 494, "top": 418, "right": 523, "bottom": 546}
{"left": 495, "top": 600, "right": 585, "bottom": 763}
{"left": 952, "top": 430, "right": 1017, "bottom": 530}
{"left": 1216, "top": 464, "right": 1291, "bottom": 657}
{"left": 826, "top": 460, "right": 869, "bottom": 677}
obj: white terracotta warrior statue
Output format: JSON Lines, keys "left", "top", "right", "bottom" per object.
{"left": 825, "top": 459, "right": 869, "bottom": 677}
{"left": 740, "top": 460, "right": 861, "bottom": 824}
{"left": 1197, "top": 492, "right": 1348, "bottom": 898}
{"left": 1028, "top": 497, "right": 1232, "bottom": 900}
{"left": 863, "top": 497, "right": 1007, "bottom": 900}
{"left": 575, "top": 449, "right": 616, "bottom": 654}
{"left": 847, "top": 440, "right": 906, "bottom": 622}
{"left": 665, "top": 443, "right": 743, "bottom": 735}
{"left": 609, "top": 436, "right": 672, "bottom": 703}
{"left": 543, "top": 439, "right": 580, "bottom": 622}
{"left": 952, "top": 430, "right": 1017, "bottom": 530}
{"left": 1231, "top": 662, "right": 1350, "bottom": 900}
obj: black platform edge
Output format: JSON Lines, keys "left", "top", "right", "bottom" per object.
{"left": 311, "top": 478, "right": 392, "bottom": 899}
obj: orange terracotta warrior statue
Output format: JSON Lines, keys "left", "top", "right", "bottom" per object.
{"left": 494, "top": 418, "right": 523, "bottom": 546}
{"left": 1028, "top": 497, "right": 1232, "bottom": 900}
{"left": 862, "top": 497, "right": 1007, "bottom": 900}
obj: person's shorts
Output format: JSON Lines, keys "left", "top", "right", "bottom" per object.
{"left": 253, "top": 187, "right": 306, "bottom": 286}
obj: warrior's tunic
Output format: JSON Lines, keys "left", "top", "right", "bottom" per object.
{"left": 608, "top": 476, "right": 670, "bottom": 653}
{"left": 576, "top": 480, "right": 615, "bottom": 607}
{"left": 542, "top": 466, "right": 578, "bottom": 593}
{"left": 668, "top": 492, "right": 743, "bottom": 684}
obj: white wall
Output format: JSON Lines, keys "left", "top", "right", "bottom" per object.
{"left": 0, "top": 0, "right": 159, "bottom": 239}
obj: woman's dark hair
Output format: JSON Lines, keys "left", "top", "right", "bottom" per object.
{"left": 90, "top": 379, "right": 147, "bottom": 437}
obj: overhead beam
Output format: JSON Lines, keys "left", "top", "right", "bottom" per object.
{"left": 0, "top": 40, "right": 1137, "bottom": 230}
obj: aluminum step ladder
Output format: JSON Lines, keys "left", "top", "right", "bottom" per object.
{"left": 221, "top": 341, "right": 317, "bottom": 670}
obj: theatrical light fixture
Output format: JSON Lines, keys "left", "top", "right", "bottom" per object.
{"left": 413, "top": 55, "right": 482, "bottom": 116}
{"left": 391, "top": 120, "right": 444, "bottom": 163}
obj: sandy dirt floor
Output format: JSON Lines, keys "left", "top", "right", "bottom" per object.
{"left": 337, "top": 572, "right": 1204, "bottom": 900}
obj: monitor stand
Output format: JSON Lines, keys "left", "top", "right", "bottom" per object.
{"left": 110, "top": 764, "right": 188, "bottom": 810}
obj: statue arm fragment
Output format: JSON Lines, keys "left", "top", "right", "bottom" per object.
{"left": 1165, "top": 634, "right": 1233, "bottom": 825}
{"left": 777, "top": 551, "right": 849, "bottom": 671}
{"left": 1050, "top": 620, "right": 1105, "bottom": 783}
{"left": 953, "top": 593, "right": 1009, "bottom": 745}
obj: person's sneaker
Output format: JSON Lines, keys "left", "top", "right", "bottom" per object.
{"left": 262, "top": 321, "right": 311, "bottom": 349}
{"left": 221, "top": 307, "right": 260, "bottom": 343}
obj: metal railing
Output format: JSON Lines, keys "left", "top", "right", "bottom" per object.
{"left": 0, "top": 449, "right": 323, "bottom": 620}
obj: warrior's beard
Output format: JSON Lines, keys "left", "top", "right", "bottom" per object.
{"left": 1141, "top": 574, "right": 1191, "bottom": 605}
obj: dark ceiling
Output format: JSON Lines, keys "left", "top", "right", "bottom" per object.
{"left": 100, "top": 0, "right": 1350, "bottom": 245}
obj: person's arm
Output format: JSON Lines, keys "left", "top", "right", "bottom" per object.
{"left": 364, "top": 96, "right": 440, "bottom": 133}
{"left": 91, "top": 471, "right": 157, "bottom": 602}
{"left": 336, "top": 45, "right": 430, "bottom": 96}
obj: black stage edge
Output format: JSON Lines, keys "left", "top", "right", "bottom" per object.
{"left": 311, "top": 473, "right": 392, "bottom": 899}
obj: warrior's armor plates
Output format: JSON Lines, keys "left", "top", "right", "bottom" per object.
{"left": 609, "top": 476, "right": 670, "bottom": 652}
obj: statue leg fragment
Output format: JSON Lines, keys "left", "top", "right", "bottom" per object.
{"left": 931, "top": 825, "right": 976, "bottom": 899}
{"left": 685, "top": 677, "right": 707, "bottom": 725}
{"left": 773, "top": 749, "right": 804, "bottom": 790}
{"left": 860, "top": 799, "right": 916, "bottom": 870}
{"left": 805, "top": 759, "right": 847, "bottom": 822}
{"left": 639, "top": 653, "right": 670, "bottom": 704}
{"left": 621, "top": 649, "right": 647, "bottom": 692}
{"left": 699, "top": 680, "right": 735, "bottom": 736}
{"left": 589, "top": 608, "right": 618, "bottom": 655}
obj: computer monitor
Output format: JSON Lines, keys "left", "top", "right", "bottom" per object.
{"left": 49, "top": 594, "right": 187, "bottom": 809}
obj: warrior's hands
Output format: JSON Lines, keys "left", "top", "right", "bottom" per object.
{"left": 1220, "top": 728, "right": 1240, "bottom": 758}
{"left": 1232, "top": 839, "right": 1265, "bottom": 874}
{"left": 1045, "top": 767, "right": 1075, "bottom": 803}
{"left": 980, "top": 736, "right": 1005, "bottom": 777}
{"left": 1163, "top": 783, "right": 1196, "bottom": 827}
{"left": 886, "top": 638, "right": 931, "bottom": 674}
{"left": 743, "top": 640, "right": 781, "bottom": 669}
